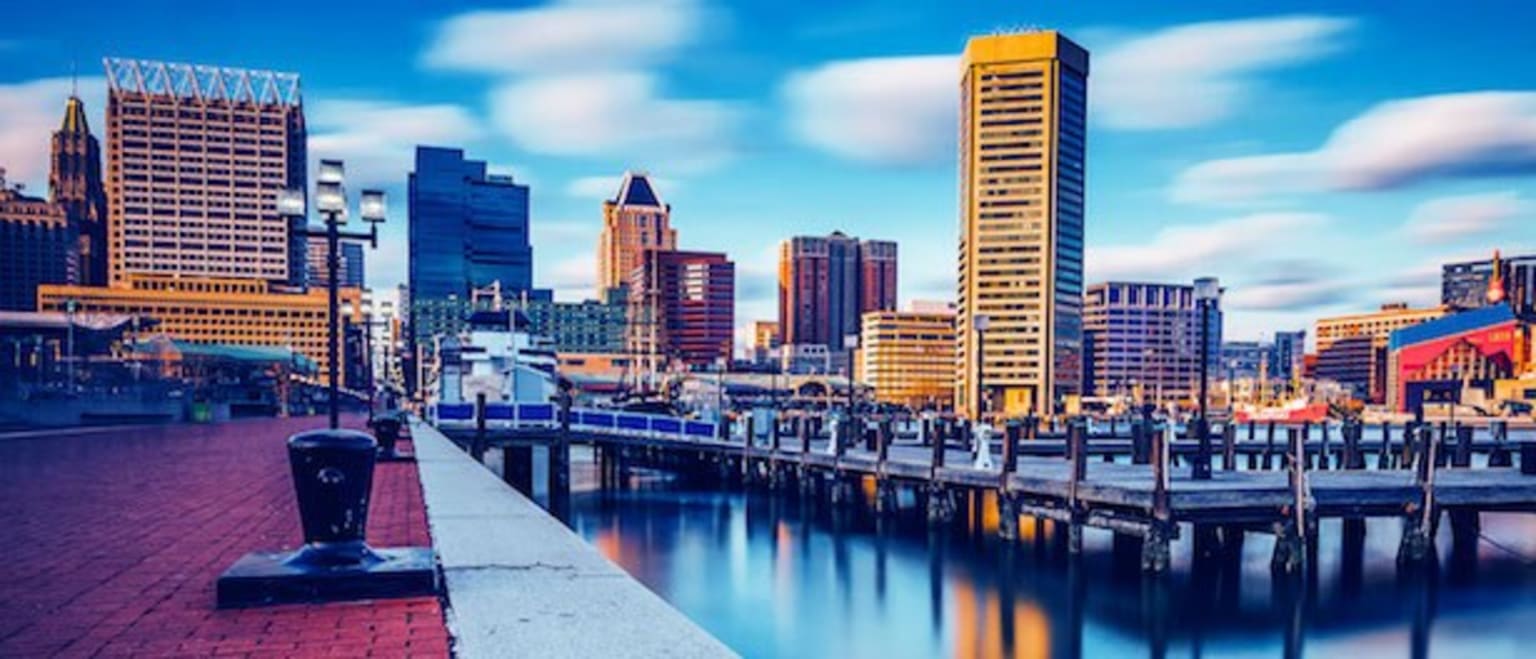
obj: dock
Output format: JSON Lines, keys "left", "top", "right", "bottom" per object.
{"left": 436, "top": 401, "right": 1536, "bottom": 573}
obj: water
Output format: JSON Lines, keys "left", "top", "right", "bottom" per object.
{"left": 567, "top": 461, "right": 1536, "bottom": 658}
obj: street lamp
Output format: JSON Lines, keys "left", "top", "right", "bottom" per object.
{"left": 279, "top": 159, "right": 385, "bottom": 430}
{"left": 1192, "top": 277, "right": 1221, "bottom": 481}
{"left": 973, "top": 314, "right": 991, "bottom": 425}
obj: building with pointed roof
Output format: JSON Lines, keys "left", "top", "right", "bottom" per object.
{"left": 598, "top": 172, "right": 676, "bottom": 295}
{"left": 50, "top": 94, "right": 107, "bottom": 286}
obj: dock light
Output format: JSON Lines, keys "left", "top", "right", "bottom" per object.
{"left": 359, "top": 189, "right": 387, "bottom": 223}
{"left": 315, "top": 180, "right": 346, "bottom": 218}
{"left": 276, "top": 188, "right": 305, "bottom": 216}
{"left": 317, "top": 158, "right": 345, "bottom": 184}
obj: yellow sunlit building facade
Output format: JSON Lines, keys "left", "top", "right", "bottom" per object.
{"left": 861, "top": 308, "right": 957, "bottom": 411}
{"left": 956, "top": 31, "right": 1089, "bottom": 419}
{"left": 38, "top": 275, "right": 360, "bottom": 384}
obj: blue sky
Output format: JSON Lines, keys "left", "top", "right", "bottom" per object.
{"left": 3, "top": 0, "right": 1535, "bottom": 348}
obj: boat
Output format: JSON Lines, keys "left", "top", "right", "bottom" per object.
{"left": 429, "top": 309, "right": 559, "bottom": 408}
{"left": 1234, "top": 398, "right": 1330, "bottom": 424}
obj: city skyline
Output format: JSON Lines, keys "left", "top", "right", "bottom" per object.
{"left": 3, "top": 1, "right": 1535, "bottom": 351}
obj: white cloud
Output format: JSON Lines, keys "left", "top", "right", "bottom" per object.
{"left": 1087, "top": 212, "right": 1330, "bottom": 282}
{"left": 781, "top": 55, "right": 957, "bottom": 165}
{"left": 565, "top": 174, "right": 680, "bottom": 200}
{"left": 541, "top": 254, "right": 597, "bottom": 301}
{"left": 308, "top": 99, "right": 485, "bottom": 188}
{"left": 1226, "top": 277, "right": 1353, "bottom": 311}
{"left": 421, "top": 0, "right": 703, "bottom": 74}
{"left": 488, "top": 72, "right": 736, "bottom": 170}
{"left": 0, "top": 76, "right": 105, "bottom": 192}
{"left": 1403, "top": 191, "right": 1528, "bottom": 243}
{"left": 1094, "top": 16, "right": 1353, "bottom": 130}
{"left": 1174, "top": 92, "right": 1536, "bottom": 203}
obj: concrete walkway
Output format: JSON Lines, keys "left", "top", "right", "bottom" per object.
{"left": 410, "top": 419, "right": 736, "bottom": 658}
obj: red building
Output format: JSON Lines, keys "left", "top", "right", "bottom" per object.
{"left": 1387, "top": 304, "right": 1528, "bottom": 413}
{"left": 778, "top": 232, "right": 897, "bottom": 354}
{"left": 627, "top": 250, "right": 735, "bottom": 370}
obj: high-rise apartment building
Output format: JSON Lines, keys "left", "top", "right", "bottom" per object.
{"left": 1, "top": 178, "right": 75, "bottom": 311}
{"left": 1314, "top": 303, "right": 1445, "bottom": 403}
{"left": 407, "top": 146, "right": 533, "bottom": 356}
{"left": 50, "top": 94, "right": 108, "bottom": 286}
{"left": 305, "top": 236, "right": 364, "bottom": 289}
{"left": 1082, "top": 280, "right": 1222, "bottom": 406}
{"left": 1443, "top": 250, "right": 1535, "bottom": 315}
{"left": 956, "top": 31, "right": 1088, "bottom": 418}
{"left": 598, "top": 173, "right": 675, "bottom": 295}
{"left": 103, "top": 59, "right": 307, "bottom": 286}
{"left": 861, "top": 305, "right": 957, "bottom": 410}
{"left": 778, "top": 232, "right": 898, "bottom": 355}
{"left": 627, "top": 250, "right": 734, "bottom": 370}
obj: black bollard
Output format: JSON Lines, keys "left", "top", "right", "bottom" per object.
{"left": 216, "top": 429, "right": 436, "bottom": 608}
{"left": 370, "top": 413, "right": 408, "bottom": 462}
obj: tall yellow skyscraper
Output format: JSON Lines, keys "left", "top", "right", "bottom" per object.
{"left": 956, "top": 31, "right": 1088, "bottom": 419}
{"left": 597, "top": 172, "right": 676, "bottom": 294}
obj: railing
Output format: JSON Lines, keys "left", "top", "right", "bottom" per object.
{"left": 428, "top": 402, "right": 719, "bottom": 442}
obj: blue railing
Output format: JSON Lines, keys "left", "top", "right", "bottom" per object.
{"left": 429, "top": 401, "right": 722, "bottom": 444}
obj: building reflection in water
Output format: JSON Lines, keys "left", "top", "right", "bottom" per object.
{"left": 571, "top": 463, "right": 1536, "bottom": 659}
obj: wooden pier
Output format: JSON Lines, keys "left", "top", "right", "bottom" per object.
{"left": 440, "top": 409, "right": 1536, "bottom": 574}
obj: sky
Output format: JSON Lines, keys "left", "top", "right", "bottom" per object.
{"left": 2, "top": 0, "right": 1535, "bottom": 351}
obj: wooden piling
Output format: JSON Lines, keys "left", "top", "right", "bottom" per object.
{"left": 1221, "top": 422, "right": 1237, "bottom": 471}
{"left": 1398, "top": 425, "right": 1438, "bottom": 565}
{"left": 1066, "top": 419, "right": 1088, "bottom": 554}
{"left": 1143, "top": 424, "right": 1172, "bottom": 573}
{"left": 1272, "top": 426, "right": 1309, "bottom": 574}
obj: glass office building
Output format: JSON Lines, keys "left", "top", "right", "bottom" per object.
{"left": 407, "top": 146, "right": 533, "bottom": 361}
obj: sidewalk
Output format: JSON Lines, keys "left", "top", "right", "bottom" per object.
{"left": 0, "top": 415, "right": 449, "bottom": 657}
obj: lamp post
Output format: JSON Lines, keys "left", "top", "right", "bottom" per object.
{"left": 279, "top": 159, "right": 386, "bottom": 430}
{"left": 973, "top": 314, "right": 991, "bottom": 425}
{"left": 1192, "top": 277, "right": 1221, "bottom": 481}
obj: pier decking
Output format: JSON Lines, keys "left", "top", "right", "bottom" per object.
{"left": 441, "top": 407, "right": 1536, "bottom": 573}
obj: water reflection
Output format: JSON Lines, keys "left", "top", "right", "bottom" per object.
{"left": 569, "top": 466, "right": 1536, "bottom": 658}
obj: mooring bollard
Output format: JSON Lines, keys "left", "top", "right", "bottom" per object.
{"left": 370, "top": 412, "right": 407, "bottom": 462}
{"left": 216, "top": 429, "right": 436, "bottom": 608}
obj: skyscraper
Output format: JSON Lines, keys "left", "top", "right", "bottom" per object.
{"left": 103, "top": 59, "right": 306, "bottom": 286}
{"left": 1, "top": 175, "right": 75, "bottom": 311}
{"left": 305, "top": 236, "right": 364, "bottom": 289}
{"left": 50, "top": 94, "right": 107, "bottom": 286}
{"left": 1082, "top": 280, "right": 1222, "bottom": 406}
{"left": 778, "top": 232, "right": 898, "bottom": 356}
{"left": 956, "top": 31, "right": 1088, "bottom": 418}
{"left": 627, "top": 250, "right": 734, "bottom": 371}
{"left": 407, "top": 146, "right": 533, "bottom": 353}
{"left": 598, "top": 172, "right": 675, "bottom": 295}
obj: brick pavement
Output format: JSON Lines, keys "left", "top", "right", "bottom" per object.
{"left": 0, "top": 415, "right": 449, "bottom": 658}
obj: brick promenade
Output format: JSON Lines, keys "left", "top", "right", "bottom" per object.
{"left": 0, "top": 415, "right": 449, "bottom": 658}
